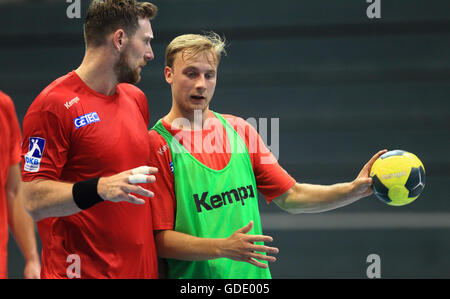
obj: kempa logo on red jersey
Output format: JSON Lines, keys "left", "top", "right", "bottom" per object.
{"left": 193, "top": 185, "right": 255, "bottom": 213}
{"left": 64, "top": 97, "right": 80, "bottom": 109}
{"left": 158, "top": 144, "right": 169, "bottom": 155}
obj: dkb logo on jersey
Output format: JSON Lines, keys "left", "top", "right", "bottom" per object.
{"left": 74, "top": 112, "right": 101, "bottom": 129}
{"left": 24, "top": 137, "right": 46, "bottom": 172}
{"left": 193, "top": 185, "right": 255, "bottom": 213}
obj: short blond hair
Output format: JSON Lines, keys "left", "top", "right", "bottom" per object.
{"left": 165, "top": 32, "right": 226, "bottom": 68}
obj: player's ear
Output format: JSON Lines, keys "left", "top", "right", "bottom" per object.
{"left": 112, "top": 29, "right": 127, "bottom": 52}
{"left": 164, "top": 66, "right": 173, "bottom": 84}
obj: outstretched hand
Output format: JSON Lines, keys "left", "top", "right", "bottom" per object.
{"left": 97, "top": 166, "right": 158, "bottom": 204}
{"left": 350, "top": 149, "right": 388, "bottom": 199}
{"left": 220, "top": 220, "right": 279, "bottom": 269}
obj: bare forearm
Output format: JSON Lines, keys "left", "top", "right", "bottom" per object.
{"left": 155, "top": 230, "right": 221, "bottom": 261}
{"left": 6, "top": 165, "right": 40, "bottom": 262}
{"left": 6, "top": 165, "right": 41, "bottom": 278}
{"left": 275, "top": 182, "right": 358, "bottom": 214}
{"left": 274, "top": 150, "right": 386, "bottom": 214}
{"left": 155, "top": 224, "right": 278, "bottom": 269}
{"left": 23, "top": 180, "right": 81, "bottom": 221}
{"left": 7, "top": 197, "right": 40, "bottom": 262}
{"left": 23, "top": 166, "right": 158, "bottom": 221}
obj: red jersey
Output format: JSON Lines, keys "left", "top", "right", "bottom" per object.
{"left": 21, "top": 71, "right": 158, "bottom": 278}
{"left": 148, "top": 111, "right": 296, "bottom": 231}
{"left": 0, "top": 91, "right": 22, "bottom": 278}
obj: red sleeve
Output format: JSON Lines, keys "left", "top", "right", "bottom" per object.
{"left": 223, "top": 115, "right": 296, "bottom": 203}
{"left": 21, "top": 95, "right": 71, "bottom": 182}
{"left": 4, "top": 94, "right": 22, "bottom": 166}
{"left": 147, "top": 130, "right": 176, "bottom": 230}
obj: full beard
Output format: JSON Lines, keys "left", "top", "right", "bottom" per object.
{"left": 114, "top": 51, "right": 140, "bottom": 84}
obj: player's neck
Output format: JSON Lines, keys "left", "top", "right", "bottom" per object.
{"left": 75, "top": 48, "right": 119, "bottom": 96}
{"left": 165, "top": 107, "right": 212, "bottom": 131}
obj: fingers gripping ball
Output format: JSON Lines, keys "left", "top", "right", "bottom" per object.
{"left": 370, "top": 150, "right": 425, "bottom": 206}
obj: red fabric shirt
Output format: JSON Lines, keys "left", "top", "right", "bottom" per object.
{"left": 21, "top": 71, "right": 159, "bottom": 278}
{"left": 148, "top": 111, "right": 296, "bottom": 230}
{"left": 0, "top": 91, "right": 22, "bottom": 278}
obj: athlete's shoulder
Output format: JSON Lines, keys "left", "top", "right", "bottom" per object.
{"left": 0, "top": 90, "right": 17, "bottom": 122}
{"left": 220, "top": 113, "right": 257, "bottom": 132}
{"left": 117, "top": 83, "right": 146, "bottom": 98}
{"left": 118, "top": 83, "right": 148, "bottom": 120}
{"left": 148, "top": 126, "right": 168, "bottom": 145}
{"left": 30, "top": 71, "right": 80, "bottom": 112}
{"left": 0, "top": 90, "right": 13, "bottom": 109}
{"left": 0, "top": 89, "right": 11, "bottom": 101}
{"left": 219, "top": 112, "right": 247, "bottom": 123}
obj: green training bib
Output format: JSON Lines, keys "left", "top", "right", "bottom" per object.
{"left": 152, "top": 111, "right": 271, "bottom": 279}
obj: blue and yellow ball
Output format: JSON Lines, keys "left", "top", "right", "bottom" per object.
{"left": 370, "top": 150, "right": 425, "bottom": 206}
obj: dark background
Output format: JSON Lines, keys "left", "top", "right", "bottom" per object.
{"left": 1, "top": 0, "right": 449, "bottom": 278}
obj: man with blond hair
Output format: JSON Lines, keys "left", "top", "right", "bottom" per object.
{"left": 148, "top": 32, "right": 387, "bottom": 278}
{"left": 21, "top": 0, "right": 162, "bottom": 278}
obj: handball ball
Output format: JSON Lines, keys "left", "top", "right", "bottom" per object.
{"left": 370, "top": 150, "right": 425, "bottom": 206}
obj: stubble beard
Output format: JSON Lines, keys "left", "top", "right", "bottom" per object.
{"left": 114, "top": 49, "right": 141, "bottom": 84}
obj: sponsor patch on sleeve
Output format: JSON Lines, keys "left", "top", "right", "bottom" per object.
{"left": 24, "top": 137, "right": 46, "bottom": 172}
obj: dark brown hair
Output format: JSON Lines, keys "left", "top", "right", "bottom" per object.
{"left": 84, "top": 0, "right": 157, "bottom": 48}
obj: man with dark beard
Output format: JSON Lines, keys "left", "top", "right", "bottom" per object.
{"left": 20, "top": 0, "right": 164, "bottom": 278}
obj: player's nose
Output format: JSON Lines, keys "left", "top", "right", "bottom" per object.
{"left": 195, "top": 75, "right": 207, "bottom": 90}
{"left": 144, "top": 47, "right": 154, "bottom": 62}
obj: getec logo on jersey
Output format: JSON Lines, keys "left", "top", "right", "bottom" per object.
{"left": 24, "top": 137, "right": 46, "bottom": 172}
{"left": 74, "top": 112, "right": 101, "bottom": 129}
